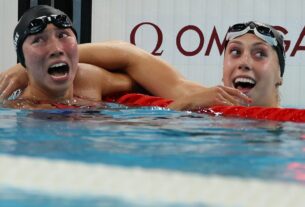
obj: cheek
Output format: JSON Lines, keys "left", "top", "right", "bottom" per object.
{"left": 222, "top": 71, "right": 230, "bottom": 86}
{"left": 223, "top": 53, "right": 235, "bottom": 70}
{"left": 65, "top": 40, "right": 79, "bottom": 62}
{"left": 222, "top": 56, "right": 233, "bottom": 85}
{"left": 23, "top": 46, "right": 45, "bottom": 67}
{"left": 258, "top": 60, "right": 280, "bottom": 81}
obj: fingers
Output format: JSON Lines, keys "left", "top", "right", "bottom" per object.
{"left": 0, "top": 81, "right": 20, "bottom": 100}
{"left": 217, "top": 93, "right": 235, "bottom": 106}
{"left": 0, "top": 72, "right": 4, "bottom": 83}
{"left": 217, "top": 85, "right": 252, "bottom": 105}
{"left": 0, "top": 75, "right": 11, "bottom": 100}
{"left": 169, "top": 85, "right": 253, "bottom": 111}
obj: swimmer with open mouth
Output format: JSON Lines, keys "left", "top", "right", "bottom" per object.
{"left": 222, "top": 21, "right": 285, "bottom": 107}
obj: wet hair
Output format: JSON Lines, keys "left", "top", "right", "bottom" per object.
{"left": 13, "top": 5, "right": 77, "bottom": 67}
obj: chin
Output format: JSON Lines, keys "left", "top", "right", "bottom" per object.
{"left": 49, "top": 83, "right": 71, "bottom": 94}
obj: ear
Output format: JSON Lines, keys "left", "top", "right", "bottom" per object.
{"left": 276, "top": 77, "right": 283, "bottom": 87}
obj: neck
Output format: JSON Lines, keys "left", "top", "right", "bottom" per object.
{"left": 20, "top": 85, "right": 74, "bottom": 102}
{"left": 261, "top": 90, "right": 280, "bottom": 108}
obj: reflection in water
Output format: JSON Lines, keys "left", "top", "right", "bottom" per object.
{"left": 287, "top": 162, "right": 305, "bottom": 183}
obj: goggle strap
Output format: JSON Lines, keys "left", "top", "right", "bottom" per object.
{"left": 226, "top": 26, "right": 251, "bottom": 41}
{"left": 226, "top": 26, "right": 278, "bottom": 47}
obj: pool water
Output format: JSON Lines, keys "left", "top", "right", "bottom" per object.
{"left": 1, "top": 104, "right": 305, "bottom": 206}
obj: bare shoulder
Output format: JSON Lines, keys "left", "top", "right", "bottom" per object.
{"left": 75, "top": 63, "right": 113, "bottom": 84}
{"left": 73, "top": 63, "right": 106, "bottom": 100}
{"left": 77, "top": 63, "right": 104, "bottom": 77}
{"left": 75, "top": 63, "right": 136, "bottom": 98}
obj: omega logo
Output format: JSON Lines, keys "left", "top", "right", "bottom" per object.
{"left": 130, "top": 22, "right": 305, "bottom": 57}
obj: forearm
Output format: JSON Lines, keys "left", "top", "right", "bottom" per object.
{"left": 78, "top": 41, "right": 131, "bottom": 70}
{"left": 78, "top": 41, "right": 204, "bottom": 100}
{"left": 100, "top": 71, "right": 143, "bottom": 96}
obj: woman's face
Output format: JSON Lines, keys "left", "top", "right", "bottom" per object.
{"left": 22, "top": 24, "right": 79, "bottom": 98}
{"left": 222, "top": 33, "right": 282, "bottom": 107}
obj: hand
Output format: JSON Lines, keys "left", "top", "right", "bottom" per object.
{"left": 0, "top": 64, "right": 28, "bottom": 100}
{"left": 168, "top": 85, "right": 252, "bottom": 110}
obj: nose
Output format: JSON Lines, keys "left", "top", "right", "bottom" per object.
{"left": 238, "top": 51, "right": 252, "bottom": 71}
{"left": 47, "top": 37, "right": 64, "bottom": 58}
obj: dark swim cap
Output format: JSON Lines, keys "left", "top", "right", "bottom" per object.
{"left": 225, "top": 21, "right": 286, "bottom": 77}
{"left": 13, "top": 5, "right": 77, "bottom": 67}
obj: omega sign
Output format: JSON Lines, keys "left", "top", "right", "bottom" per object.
{"left": 130, "top": 22, "right": 305, "bottom": 57}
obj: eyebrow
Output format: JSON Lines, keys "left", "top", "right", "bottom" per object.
{"left": 228, "top": 40, "right": 243, "bottom": 46}
{"left": 228, "top": 40, "right": 270, "bottom": 48}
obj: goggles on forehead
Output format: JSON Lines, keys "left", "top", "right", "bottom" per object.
{"left": 26, "top": 14, "right": 73, "bottom": 35}
{"left": 225, "top": 22, "right": 279, "bottom": 47}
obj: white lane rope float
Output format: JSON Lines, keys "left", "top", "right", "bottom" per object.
{"left": 1, "top": 154, "right": 305, "bottom": 206}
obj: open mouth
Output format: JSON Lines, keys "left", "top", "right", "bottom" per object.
{"left": 48, "top": 63, "right": 69, "bottom": 78}
{"left": 233, "top": 77, "right": 256, "bottom": 91}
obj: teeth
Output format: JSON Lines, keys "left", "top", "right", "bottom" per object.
{"left": 48, "top": 62, "right": 69, "bottom": 77}
{"left": 234, "top": 77, "right": 256, "bottom": 84}
{"left": 50, "top": 63, "right": 67, "bottom": 68}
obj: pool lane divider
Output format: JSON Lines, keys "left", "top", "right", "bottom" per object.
{"left": 105, "top": 93, "right": 305, "bottom": 123}
{"left": 1, "top": 154, "right": 305, "bottom": 206}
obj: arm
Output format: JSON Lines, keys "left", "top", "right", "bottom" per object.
{"left": 0, "top": 41, "right": 193, "bottom": 100}
{"left": 78, "top": 41, "right": 204, "bottom": 100}
{"left": 74, "top": 63, "right": 138, "bottom": 98}
{"left": 78, "top": 41, "right": 251, "bottom": 108}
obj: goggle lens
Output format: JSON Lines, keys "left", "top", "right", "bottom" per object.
{"left": 256, "top": 26, "right": 274, "bottom": 37}
{"left": 28, "top": 18, "right": 45, "bottom": 34}
{"left": 230, "top": 23, "right": 248, "bottom": 32}
{"left": 53, "top": 15, "right": 71, "bottom": 27}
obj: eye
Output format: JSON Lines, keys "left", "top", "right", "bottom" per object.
{"left": 253, "top": 50, "right": 267, "bottom": 59}
{"left": 31, "top": 36, "right": 44, "bottom": 44}
{"left": 229, "top": 48, "right": 241, "bottom": 57}
{"left": 58, "top": 31, "right": 69, "bottom": 39}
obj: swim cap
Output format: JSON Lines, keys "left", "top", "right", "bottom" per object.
{"left": 225, "top": 21, "right": 285, "bottom": 77}
{"left": 13, "top": 5, "right": 77, "bottom": 67}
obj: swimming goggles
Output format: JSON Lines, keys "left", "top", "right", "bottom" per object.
{"left": 225, "top": 22, "right": 279, "bottom": 47}
{"left": 26, "top": 14, "right": 73, "bottom": 35}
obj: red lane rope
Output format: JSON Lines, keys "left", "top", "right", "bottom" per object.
{"left": 210, "top": 106, "right": 305, "bottom": 122}
{"left": 104, "top": 93, "right": 173, "bottom": 108}
{"left": 104, "top": 93, "right": 305, "bottom": 123}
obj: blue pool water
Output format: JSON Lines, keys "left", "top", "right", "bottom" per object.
{"left": 1, "top": 103, "right": 305, "bottom": 206}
